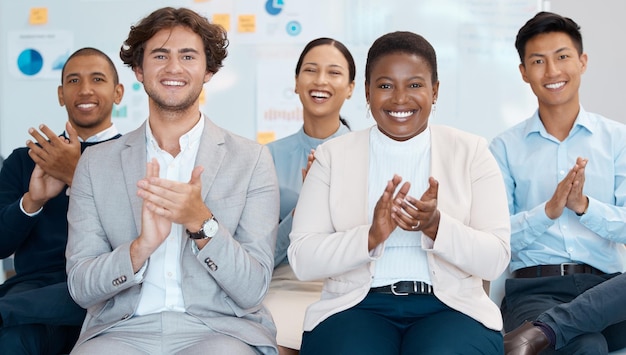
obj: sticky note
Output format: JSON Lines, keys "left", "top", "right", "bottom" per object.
{"left": 257, "top": 131, "right": 276, "bottom": 144}
{"left": 29, "top": 8, "right": 48, "bottom": 25}
{"left": 212, "top": 14, "right": 230, "bottom": 32}
{"left": 199, "top": 88, "right": 206, "bottom": 105}
{"left": 238, "top": 15, "right": 256, "bottom": 33}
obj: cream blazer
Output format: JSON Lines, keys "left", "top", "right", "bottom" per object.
{"left": 288, "top": 125, "right": 511, "bottom": 332}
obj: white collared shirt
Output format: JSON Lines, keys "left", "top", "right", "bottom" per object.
{"left": 77, "top": 124, "right": 119, "bottom": 143}
{"left": 134, "top": 114, "right": 204, "bottom": 316}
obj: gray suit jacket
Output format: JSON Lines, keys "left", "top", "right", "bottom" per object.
{"left": 66, "top": 118, "right": 279, "bottom": 354}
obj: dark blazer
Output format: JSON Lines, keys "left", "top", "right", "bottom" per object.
{"left": 0, "top": 137, "right": 119, "bottom": 328}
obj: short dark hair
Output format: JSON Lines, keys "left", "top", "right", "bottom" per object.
{"left": 515, "top": 11, "right": 583, "bottom": 64}
{"left": 365, "top": 31, "right": 438, "bottom": 85}
{"left": 295, "top": 37, "right": 356, "bottom": 82}
{"left": 62, "top": 47, "right": 120, "bottom": 85}
{"left": 120, "top": 7, "right": 229, "bottom": 74}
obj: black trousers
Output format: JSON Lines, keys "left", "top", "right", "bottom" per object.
{"left": 0, "top": 276, "right": 85, "bottom": 354}
{"left": 502, "top": 272, "right": 626, "bottom": 355}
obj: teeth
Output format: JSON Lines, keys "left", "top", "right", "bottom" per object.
{"left": 311, "top": 91, "right": 330, "bottom": 98}
{"left": 545, "top": 82, "right": 565, "bottom": 89}
{"left": 77, "top": 103, "right": 96, "bottom": 109}
{"left": 388, "top": 111, "right": 413, "bottom": 118}
{"left": 163, "top": 80, "right": 185, "bottom": 86}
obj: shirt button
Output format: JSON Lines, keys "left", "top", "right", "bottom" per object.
{"left": 167, "top": 272, "right": 173, "bottom": 277}
{"left": 559, "top": 170, "right": 565, "bottom": 175}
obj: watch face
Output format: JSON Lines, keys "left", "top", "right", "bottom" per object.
{"left": 203, "top": 217, "right": 219, "bottom": 237}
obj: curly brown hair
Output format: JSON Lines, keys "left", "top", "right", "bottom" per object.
{"left": 120, "top": 7, "right": 229, "bottom": 74}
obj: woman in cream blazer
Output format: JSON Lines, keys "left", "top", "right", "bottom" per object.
{"left": 288, "top": 31, "right": 510, "bottom": 355}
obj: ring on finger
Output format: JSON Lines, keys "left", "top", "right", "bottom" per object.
{"left": 411, "top": 220, "right": 421, "bottom": 230}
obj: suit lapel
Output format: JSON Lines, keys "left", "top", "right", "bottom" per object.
{"left": 341, "top": 128, "right": 371, "bottom": 225}
{"left": 121, "top": 123, "right": 148, "bottom": 236}
{"left": 196, "top": 118, "right": 226, "bottom": 201}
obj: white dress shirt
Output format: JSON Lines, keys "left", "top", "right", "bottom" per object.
{"left": 135, "top": 115, "right": 204, "bottom": 316}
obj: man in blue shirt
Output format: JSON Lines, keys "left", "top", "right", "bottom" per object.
{"left": 490, "top": 11, "right": 626, "bottom": 355}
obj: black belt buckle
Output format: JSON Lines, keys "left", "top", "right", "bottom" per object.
{"left": 560, "top": 262, "right": 579, "bottom": 276}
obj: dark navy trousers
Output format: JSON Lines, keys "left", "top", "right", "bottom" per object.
{"left": 301, "top": 292, "right": 503, "bottom": 355}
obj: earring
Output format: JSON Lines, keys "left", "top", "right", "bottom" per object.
{"left": 432, "top": 100, "right": 437, "bottom": 114}
{"left": 366, "top": 102, "right": 371, "bottom": 119}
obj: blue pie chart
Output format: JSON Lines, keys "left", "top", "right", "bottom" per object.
{"left": 17, "top": 49, "right": 44, "bottom": 76}
{"left": 265, "top": 0, "right": 283, "bottom": 16}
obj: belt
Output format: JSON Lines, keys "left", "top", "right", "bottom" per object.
{"left": 370, "top": 281, "right": 433, "bottom": 296}
{"left": 513, "top": 263, "right": 606, "bottom": 278}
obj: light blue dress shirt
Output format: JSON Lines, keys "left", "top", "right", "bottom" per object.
{"left": 489, "top": 106, "right": 626, "bottom": 273}
{"left": 267, "top": 124, "right": 350, "bottom": 266}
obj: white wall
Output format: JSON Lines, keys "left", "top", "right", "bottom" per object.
{"left": 0, "top": 0, "right": 542, "bottom": 156}
{"left": 549, "top": 0, "right": 626, "bottom": 124}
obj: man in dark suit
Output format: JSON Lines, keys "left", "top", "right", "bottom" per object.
{"left": 65, "top": 7, "right": 279, "bottom": 355}
{"left": 0, "top": 47, "right": 124, "bottom": 354}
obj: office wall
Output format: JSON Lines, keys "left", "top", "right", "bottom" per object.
{"left": 6, "top": 0, "right": 620, "bottom": 157}
{"left": 549, "top": 0, "right": 626, "bottom": 125}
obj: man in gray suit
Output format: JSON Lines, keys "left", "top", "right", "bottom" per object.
{"left": 65, "top": 7, "right": 280, "bottom": 355}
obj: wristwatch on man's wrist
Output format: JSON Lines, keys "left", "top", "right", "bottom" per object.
{"left": 186, "top": 216, "right": 219, "bottom": 239}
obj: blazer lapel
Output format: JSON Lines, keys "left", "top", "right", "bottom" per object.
{"left": 196, "top": 118, "right": 226, "bottom": 201}
{"left": 121, "top": 123, "right": 148, "bottom": 236}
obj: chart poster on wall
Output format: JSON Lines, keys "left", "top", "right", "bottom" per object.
{"left": 7, "top": 31, "right": 73, "bottom": 80}
{"left": 110, "top": 60, "right": 149, "bottom": 135}
{"left": 191, "top": 0, "right": 323, "bottom": 45}
{"left": 256, "top": 57, "right": 303, "bottom": 144}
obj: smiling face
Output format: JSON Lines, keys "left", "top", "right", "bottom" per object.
{"left": 365, "top": 52, "right": 439, "bottom": 141}
{"left": 295, "top": 44, "right": 355, "bottom": 122}
{"left": 520, "top": 31, "right": 587, "bottom": 112}
{"left": 57, "top": 54, "right": 124, "bottom": 138}
{"left": 134, "top": 26, "right": 212, "bottom": 113}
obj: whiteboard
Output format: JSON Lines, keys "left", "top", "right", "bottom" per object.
{"left": 0, "top": 0, "right": 543, "bottom": 156}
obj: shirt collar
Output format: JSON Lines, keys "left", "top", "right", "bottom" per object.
{"left": 145, "top": 113, "right": 205, "bottom": 153}
{"left": 66, "top": 124, "right": 119, "bottom": 143}
{"left": 371, "top": 124, "right": 431, "bottom": 151}
{"left": 297, "top": 123, "right": 350, "bottom": 150}
{"left": 524, "top": 105, "right": 594, "bottom": 139}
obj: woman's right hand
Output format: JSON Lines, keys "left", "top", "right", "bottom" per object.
{"left": 301, "top": 148, "right": 315, "bottom": 182}
{"left": 368, "top": 174, "right": 410, "bottom": 250}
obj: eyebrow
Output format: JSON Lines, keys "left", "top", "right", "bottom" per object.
{"left": 374, "top": 75, "right": 425, "bottom": 82}
{"left": 528, "top": 46, "right": 572, "bottom": 58}
{"left": 64, "top": 72, "right": 107, "bottom": 80}
{"left": 302, "top": 62, "right": 345, "bottom": 69}
{"left": 149, "top": 47, "right": 201, "bottom": 55}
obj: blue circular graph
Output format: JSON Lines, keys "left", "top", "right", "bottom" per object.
{"left": 265, "top": 0, "right": 284, "bottom": 16}
{"left": 286, "top": 20, "right": 302, "bottom": 36}
{"left": 17, "top": 48, "right": 44, "bottom": 76}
